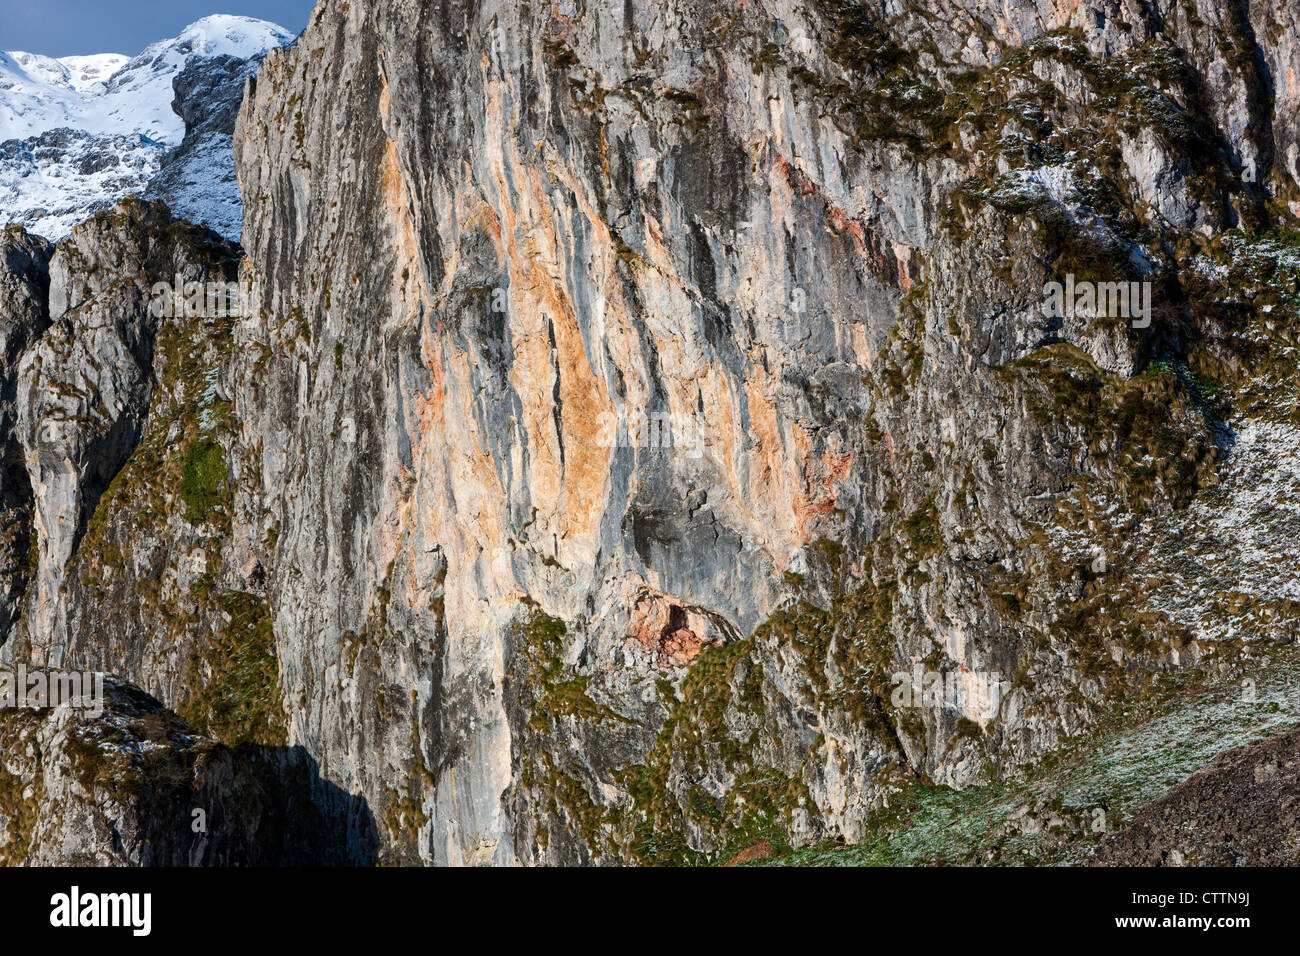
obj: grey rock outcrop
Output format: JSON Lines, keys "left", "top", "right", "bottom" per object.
{"left": 0, "top": 228, "right": 50, "bottom": 645}
{"left": 9, "top": 202, "right": 240, "bottom": 667}
{"left": 145, "top": 51, "right": 281, "bottom": 242}
{"left": 0, "top": 672, "right": 374, "bottom": 865}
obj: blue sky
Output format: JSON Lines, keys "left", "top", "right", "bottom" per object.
{"left": 1, "top": 1, "right": 317, "bottom": 57}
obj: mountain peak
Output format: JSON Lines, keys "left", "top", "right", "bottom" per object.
{"left": 0, "top": 14, "right": 293, "bottom": 241}
{"left": 132, "top": 15, "right": 296, "bottom": 67}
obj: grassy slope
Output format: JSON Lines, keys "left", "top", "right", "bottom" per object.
{"left": 762, "top": 646, "right": 1300, "bottom": 865}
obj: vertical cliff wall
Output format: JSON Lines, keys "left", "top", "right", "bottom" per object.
{"left": 221, "top": 0, "right": 1300, "bottom": 863}
{"left": 3, "top": 0, "right": 1300, "bottom": 865}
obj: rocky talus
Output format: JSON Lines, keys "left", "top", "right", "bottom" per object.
{"left": 3, "top": 0, "right": 1300, "bottom": 865}
{"left": 1093, "top": 727, "right": 1300, "bottom": 866}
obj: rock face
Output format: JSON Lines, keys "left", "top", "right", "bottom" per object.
{"left": 0, "top": 228, "right": 51, "bottom": 645}
{"left": 2, "top": 0, "right": 1300, "bottom": 866}
{"left": 10, "top": 202, "right": 241, "bottom": 669}
{"left": 222, "top": 0, "right": 1300, "bottom": 863}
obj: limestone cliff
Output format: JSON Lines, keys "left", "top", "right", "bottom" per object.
{"left": 4, "top": 0, "right": 1300, "bottom": 866}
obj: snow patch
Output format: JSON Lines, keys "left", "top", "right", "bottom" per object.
{"left": 1, "top": 16, "right": 292, "bottom": 241}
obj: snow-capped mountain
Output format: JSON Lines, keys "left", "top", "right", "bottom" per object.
{"left": 2, "top": 52, "right": 130, "bottom": 100}
{"left": 0, "top": 15, "right": 293, "bottom": 241}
